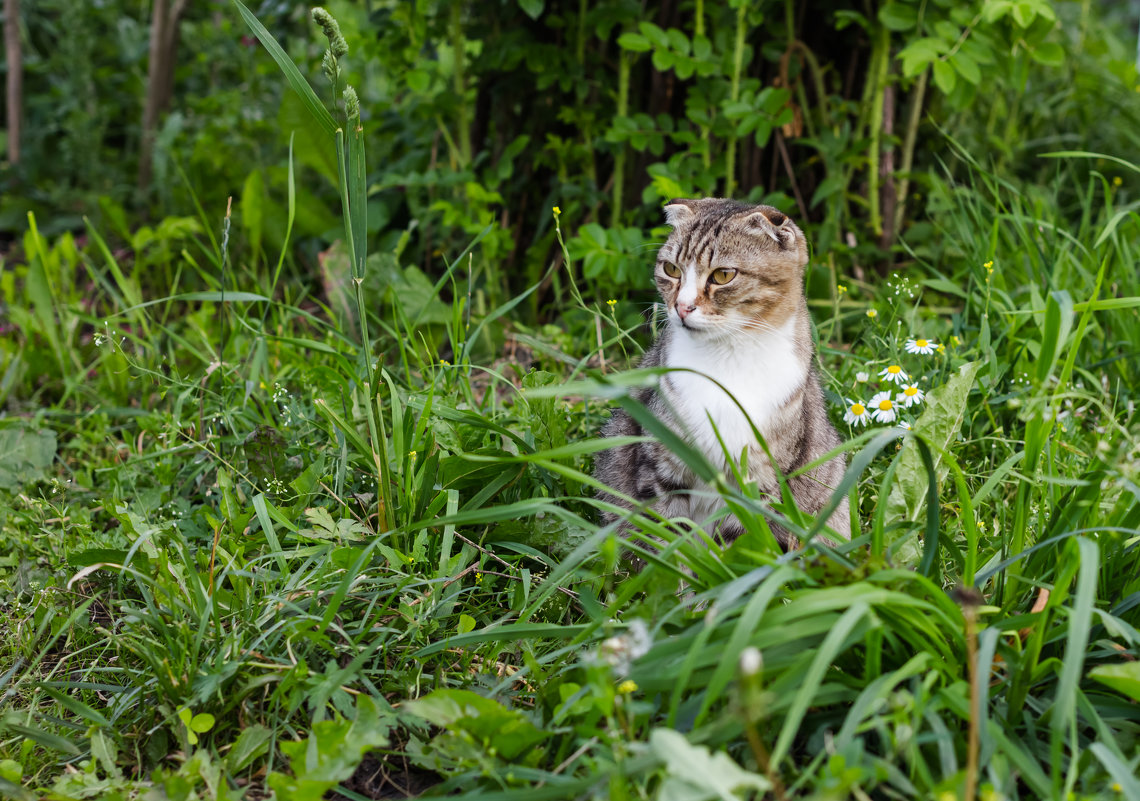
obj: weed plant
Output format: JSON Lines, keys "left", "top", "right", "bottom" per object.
{"left": 1, "top": 5, "right": 1139, "bottom": 801}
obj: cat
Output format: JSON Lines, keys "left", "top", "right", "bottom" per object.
{"left": 593, "top": 198, "right": 849, "bottom": 551}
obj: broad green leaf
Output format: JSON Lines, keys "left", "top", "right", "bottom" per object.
{"left": 932, "top": 59, "right": 957, "bottom": 94}
{"left": 618, "top": 32, "right": 651, "bottom": 52}
{"left": 406, "top": 689, "right": 549, "bottom": 762}
{"left": 267, "top": 696, "right": 391, "bottom": 801}
{"left": 650, "top": 728, "right": 769, "bottom": 801}
{"left": 897, "top": 37, "right": 943, "bottom": 78}
{"left": 225, "top": 725, "right": 273, "bottom": 773}
{"left": 518, "top": 0, "right": 544, "bottom": 20}
{"left": 0, "top": 425, "right": 57, "bottom": 492}
{"left": 952, "top": 51, "right": 981, "bottom": 85}
{"left": 190, "top": 713, "right": 216, "bottom": 734}
{"left": 1030, "top": 41, "right": 1064, "bottom": 67}
{"left": 458, "top": 614, "right": 477, "bottom": 634}
{"left": 886, "top": 362, "right": 980, "bottom": 555}
{"left": 1088, "top": 661, "right": 1140, "bottom": 702}
{"left": 878, "top": 2, "right": 917, "bottom": 31}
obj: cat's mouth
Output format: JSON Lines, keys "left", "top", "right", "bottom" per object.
{"left": 676, "top": 313, "right": 710, "bottom": 332}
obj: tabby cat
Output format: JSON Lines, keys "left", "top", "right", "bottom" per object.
{"left": 593, "top": 198, "right": 849, "bottom": 549}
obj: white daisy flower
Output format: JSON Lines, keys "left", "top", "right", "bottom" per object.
{"left": 843, "top": 399, "right": 870, "bottom": 426}
{"left": 855, "top": 371, "right": 869, "bottom": 383}
{"left": 905, "top": 338, "right": 937, "bottom": 355}
{"left": 879, "top": 364, "right": 908, "bottom": 385}
{"left": 896, "top": 383, "right": 925, "bottom": 408}
{"left": 897, "top": 420, "right": 913, "bottom": 431}
{"left": 870, "top": 391, "right": 897, "bottom": 423}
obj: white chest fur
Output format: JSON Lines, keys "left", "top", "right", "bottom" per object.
{"left": 662, "top": 318, "right": 805, "bottom": 472}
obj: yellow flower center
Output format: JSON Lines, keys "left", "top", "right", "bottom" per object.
{"left": 904, "top": 386, "right": 918, "bottom": 396}
{"left": 879, "top": 399, "right": 892, "bottom": 411}
{"left": 915, "top": 339, "right": 928, "bottom": 348}
{"left": 851, "top": 403, "right": 865, "bottom": 415}
{"left": 887, "top": 365, "right": 901, "bottom": 374}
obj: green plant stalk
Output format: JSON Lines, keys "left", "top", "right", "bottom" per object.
{"left": 893, "top": 67, "right": 928, "bottom": 237}
{"left": 724, "top": 2, "right": 748, "bottom": 198}
{"left": 867, "top": 26, "right": 890, "bottom": 238}
{"left": 577, "top": 0, "right": 588, "bottom": 65}
{"left": 337, "top": 126, "right": 394, "bottom": 533}
{"left": 694, "top": 0, "right": 710, "bottom": 167}
{"left": 612, "top": 50, "right": 631, "bottom": 226}
{"left": 450, "top": 4, "right": 472, "bottom": 166}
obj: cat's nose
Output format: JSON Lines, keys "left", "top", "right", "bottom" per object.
{"left": 677, "top": 302, "right": 697, "bottom": 319}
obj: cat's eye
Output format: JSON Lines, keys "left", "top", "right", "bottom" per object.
{"left": 662, "top": 262, "right": 681, "bottom": 278}
{"left": 709, "top": 268, "right": 736, "bottom": 285}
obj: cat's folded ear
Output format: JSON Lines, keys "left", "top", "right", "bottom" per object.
{"left": 663, "top": 198, "right": 696, "bottom": 227}
{"left": 744, "top": 207, "right": 797, "bottom": 250}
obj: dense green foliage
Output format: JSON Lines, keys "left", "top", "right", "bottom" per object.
{"left": 1, "top": 1, "right": 1139, "bottom": 799}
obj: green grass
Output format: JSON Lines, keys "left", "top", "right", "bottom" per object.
{"left": 2, "top": 10, "right": 1140, "bottom": 801}
{"left": 2, "top": 146, "right": 1138, "bottom": 800}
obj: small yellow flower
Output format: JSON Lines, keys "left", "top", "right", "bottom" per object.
{"left": 950, "top": 335, "right": 961, "bottom": 347}
{"left": 440, "top": 358, "right": 450, "bottom": 366}
{"left": 1113, "top": 176, "right": 1123, "bottom": 187}
{"left": 837, "top": 284, "right": 848, "bottom": 294}
{"left": 866, "top": 309, "right": 878, "bottom": 319}
{"left": 617, "top": 679, "right": 638, "bottom": 694}
{"left": 937, "top": 343, "right": 946, "bottom": 354}
{"left": 607, "top": 299, "right": 617, "bottom": 307}
{"left": 1111, "top": 783, "right": 1122, "bottom": 792}
{"left": 552, "top": 206, "right": 561, "bottom": 216}
{"left": 984, "top": 260, "right": 994, "bottom": 273}
{"left": 408, "top": 450, "right": 417, "bottom": 460}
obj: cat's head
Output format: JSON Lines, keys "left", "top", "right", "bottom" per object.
{"left": 655, "top": 198, "right": 808, "bottom": 337}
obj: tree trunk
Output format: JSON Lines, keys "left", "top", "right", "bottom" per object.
{"left": 138, "top": 0, "right": 189, "bottom": 194}
{"left": 4, "top": 0, "right": 21, "bottom": 165}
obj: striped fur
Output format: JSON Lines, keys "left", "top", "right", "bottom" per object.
{"left": 593, "top": 199, "right": 849, "bottom": 550}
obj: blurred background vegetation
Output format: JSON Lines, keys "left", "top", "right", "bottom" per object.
{"left": 4, "top": 0, "right": 1138, "bottom": 324}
